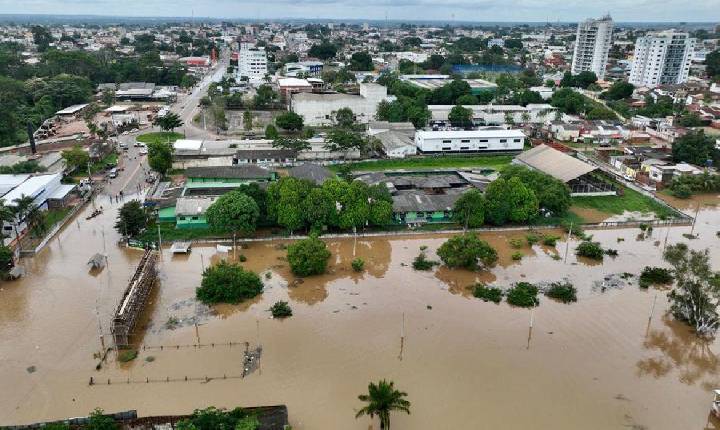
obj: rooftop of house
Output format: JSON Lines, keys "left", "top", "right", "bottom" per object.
{"left": 185, "top": 165, "right": 275, "bottom": 179}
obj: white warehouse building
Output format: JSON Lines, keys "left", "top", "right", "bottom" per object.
{"left": 291, "top": 83, "right": 393, "bottom": 126}
{"left": 414, "top": 128, "right": 526, "bottom": 154}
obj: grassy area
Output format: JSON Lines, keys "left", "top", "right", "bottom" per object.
{"left": 571, "top": 187, "right": 677, "bottom": 219}
{"left": 136, "top": 222, "right": 233, "bottom": 243}
{"left": 531, "top": 209, "right": 586, "bottom": 227}
{"left": 332, "top": 155, "right": 514, "bottom": 172}
{"left": 136, "top": 132, "right": 184, "bottom": 146}
{"left": 89, "top": 153, "right": 118, "bottom": 174}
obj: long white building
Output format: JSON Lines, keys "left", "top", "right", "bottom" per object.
{"left": 237, "top": 43, "right": 268, "bottom": 84}
{"left": 414, "top": 128, "right": 525, "bottom": 153}
{"left": 629, "top": 31, "right": 695, "bottom": 88}
{"left": 571, "top": 15, "right": 613, "bottom": 80}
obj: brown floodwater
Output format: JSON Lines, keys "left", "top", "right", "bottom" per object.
{"left": 2, "top": 195, "right": 720, "bottom": 429}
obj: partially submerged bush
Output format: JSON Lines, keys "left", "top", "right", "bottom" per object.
{"left": 509, "top": 237, "right": 525, "bottom": 249}
{"left": 437, "top": 234, "right": 498, "bottom": 270}
{"left": 506, "top": 282, "right": 539, "bottom": 307}
{"left": 525, "top": 233, "right": 541, "bottom": 246}
{"left": 542, "top": 235, "right": 560, "bottom": 247}
{"left": 605, "top": 248, "right": 619, "bottom": 257}
{"left": 545, "top": 281, "right": 577, "bottom": 303}
{"left": 118, "top": 350, "right": 138, "bottom": 363}
{"left": 287, "top": 235, "right": 331, "bottom": 276}
{"left": 473, "top": 284, "right": 503, "bottom": 303}
{"left": 412, "top": 252, "right": 438, "bottom": 271}
{"left": 351, "top": 258, "right": 365, "bottom": 272}
{"left": 639, "top": 266, "right": 674, "bottom": 288}
{"left": 511, "top": 252, "right": 523, "bottom": 261}
{"left": 197, "top": 260, "right": 264, "bottom": 304}
{"left": 575, "top": 241, "right": 605, "bottom": 260}
{"left": 270, "top": 301, "right": 293, "bottom": 318}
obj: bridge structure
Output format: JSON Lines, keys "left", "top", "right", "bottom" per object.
{"left": 111, "top": 249, "right": 158, "bottom": 348}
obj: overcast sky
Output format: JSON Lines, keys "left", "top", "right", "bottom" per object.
{"left": 0, "top": 0, "right": 717, "bottom": 22}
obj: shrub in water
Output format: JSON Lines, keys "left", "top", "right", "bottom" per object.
{"left": 287, "top": 235, "right": 331, "bottom": 276}
{"left": 509, "top": 237, "right": 524, "bottom": 249}
{"left": 542, "top": 235, "right": 560, "bottom": 247}
{"left": 545, "top": 281, "right": 577, "bottom": 303}
{"left": 118, "top": 350, "right": 138, "bottom": 363}
{"left": 473, "top": 284, "right": 503, "bottom": 303}
{"left": 575, "top": 241, "right": 604, "bottom": 260}
{"left": 238, "top": 254, "right": 247, "bottom": 262}
{"left": 511, "top": 252, "right": 523, "bottom": 261}
{"left": 412, "top": 252, "right": 438, "bottom": 271}
{"left": 196, "top": 260, "right": 264, "bottom": 304}
{"left": 437, "top": 234, "right": 498, "bottom": 270}
{"left": 270, "top": 301, "right": 293, "bottom": 318}
{"left": 639, "top": 266, "right": 674, "bottom": 288}
{"left": 506, "top": 282, "right": 539, "bottom": 307}
{"left": 351, "top": 258, "right": 365, "bottom": 272}
{"left": 525, "top": 233, "right": 541, "bottom": 246}
{"left": 605, "top": 248, "right": 619, "bottom": 257}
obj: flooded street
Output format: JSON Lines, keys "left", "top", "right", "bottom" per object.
{"left": 2, "top": 195, "right": 720, "bottom": 429}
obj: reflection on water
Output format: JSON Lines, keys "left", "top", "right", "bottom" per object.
{"left": 638, "top": 315, "right": 720, "bottom": 387}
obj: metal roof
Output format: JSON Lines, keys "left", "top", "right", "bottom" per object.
{"left": 515, "top": 145, "right": 596, "bottom": 183}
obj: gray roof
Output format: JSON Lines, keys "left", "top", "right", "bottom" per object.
{"left": 515, "top": 145, "right": 595, "bottom": 183}
{"left": 185, "top": 165, "right": 274, "bottom": 179}
{"left": 392, "top": 191, "right": 460, "bottom": 213}
{"left": 235, "top": 149, "right": 297, "bottom": 160}
{"left": 375, "top": 131, "right": 416, "bottom": 153}
{"left": 288, "top": 163, "right": 334, "bottom": 185}
{"left": 175, "top": 197, "right": 215, "bottom": 216}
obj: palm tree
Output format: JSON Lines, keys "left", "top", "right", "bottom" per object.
{"left": 11, "top": 196, "right": 35, "bottom": 242}
{"left": 355, "top": 379, "right": 411, "bottom": 429}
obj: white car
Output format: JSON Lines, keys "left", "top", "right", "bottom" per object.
{"left": 139, "top": 149, "right": 148, "bottom": 155}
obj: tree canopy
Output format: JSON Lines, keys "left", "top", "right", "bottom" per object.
{"left": 287, "top": 235, "right": 331, "bottom": 276}
{"left": 114, "top": 200, "right": 148, "bottom": 237}
{"left": 672, "top": 131, "right": 719, "bottom": 167}
{"left": 356, "top": 380, "right": 411, "bottom": 430}
{"left": 205, "top": 191, "right": 260, "bottom": 236}
{"left": 437, "top": 233, "right": 498, "bottom": 270}
{"left": 274, "top": 111, "right": 304, "bottom": 131}
{"left": 484, "top": 177, "right": 539, "bottom": 225}
{"left": 499, "top": 165, "right": 571, "bottom": 215}
{"left": 196, "top": 260, "right": 263, "bottom": 304}
{"left": 452, "top": 189, "right": 485, "bottom": 229}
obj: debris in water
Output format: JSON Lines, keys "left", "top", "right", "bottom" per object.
{"left": 592, "top": 273, "right": 633, "bottom": 292}
{"left": 26, "top": 366, "right": 36, "bottom": 374}
{"left": 427, "top": 305, "right": 432, "bottom": 310}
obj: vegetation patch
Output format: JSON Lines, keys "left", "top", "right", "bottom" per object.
{"left": 270, "top": 301, "right": 293, "bottom": 318}
{"left": 506, "top": 282, "right": 540, "bottom": 307}
{"left": 287, "top": 235, "right": 331, "bottom": 276}
{"left": 351, "top": 258, "right": 365, "bottom": 272}
{"left": 509, "top": 237, "right": 524, "bottom": 249}
{"left": 175, "top": 407, "right": 260, "bottom": 430}
{"left": 332, "top": 155, "right": 512, "bottom": 173}
{"left": 118, "top": 350, "right": 138, "bottom": 363}
{"left": 136, "top": 131, "right": 183, "bottom": 146}
{"left": 571, "top": 186, "right": 676, "bottom": 219}
{"left": 545, "top": 281, "right": 577, "bottom": 303}
{"left": 511, "top": 252, "right": 523, "bottom": 261}
{"left": 437, "top": 233, "right": 498, "bottom": 270}
{"left": 473, "top": 284, "right": 503, "bottom": 303}
{"left": 542, "top": 235, "right": 560, "bottom": 247}
{"left": 412, "top": 252, "right": 438, "bottom": 271}
{"left": 196, "top": 260, "right": 263, "bottom": 304}
{"left": 639, "top": 266, "right": 674, "bottom": 288}
{"left": 575, "top": 241, "right": 605, "bottom": 260}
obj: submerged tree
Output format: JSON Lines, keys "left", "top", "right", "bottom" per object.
{"left": 356, "top": 379, "right": 411, "bottom": 430}
{"left": 664, "top": 243, "right": 720, "bottom": 336}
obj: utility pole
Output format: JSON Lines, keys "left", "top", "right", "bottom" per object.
{"left": 563, "top": 221, "right": 573, "bottom": 263}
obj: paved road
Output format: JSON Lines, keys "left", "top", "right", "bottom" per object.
{"left": 174, "top": 54, "right": 229, "bottom": 140}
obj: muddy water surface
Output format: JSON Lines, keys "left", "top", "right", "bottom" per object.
{"left": 2, "top": 197, "right": 720, "bottom": 429}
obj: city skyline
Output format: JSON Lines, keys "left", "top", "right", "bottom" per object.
{"left": 0, "top": 0, "right": 718, "bottom": 22}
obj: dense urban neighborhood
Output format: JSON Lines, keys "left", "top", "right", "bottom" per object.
{"left": 1, "top": 9, "right": 720, "bottom": 430}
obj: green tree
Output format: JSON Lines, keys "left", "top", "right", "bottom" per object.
{"left": 114, "top": 200, "right": 148, "bottom": 237}
{"left": 602, "top": 80, "right": 634, "bottom": 101}
{"left": 86, "top": 408, "right": 119, "bottom": 430}
{"left": 265, "top": 124, "right": 279, "bottom": 139}
{"left": 272, "top": 136, "right": 311, "bottom": 152}
{"left": 335, "top": 107, "right": 356, "bottom": 128}
{"left": 287, "top": 235, "right": 331, "bottom": 276}
{"left": 308, "top": 41, "right": 338, "bottom": 60}
{"left": 452, "top": 189, "right": 485, "bottom": 229}
{"left": 324, "top": 128, "right": 366, "bottom": 152}
{"left": 205, "top": 191, "right": 260, "bottom": 237}
{"left": 484, "top": 177, "right": 539, "bottom": 225}
{"left": 706, "top": 49, "right": 720, "bottom": 80}
{"left": 275, "top": 111, "right": 304, "bottom": 131}
{"left": 0, "top": 244, "right": 14, "bottom": 277}
{"left": 153, "top": 112, "right": 183, "bottom": 133}
{"left": 253, "top": 85, "right": 277, "bottom": 108}
{"left": 266, "top": 177, "right": 313, "bottom": 232}
{"left": 242, "top": 109, "right": 253, "bottom": 131}
{"left": 348, "top": 51, "right": 374, "bottom": 71}
{"left": 456, "top": 94, "right": 478, "bottom": 105}
{"left": 672, "top": 130, "right": 718, "bottom": 166}
{"left": 31, "top": 26, "right": 53, "bottom": 52}
{"left": 61, "top": 145, "right": 89, "bottom": 173}
{"left": 147, "top": 141, "right": 173, "bottom": 176}
{"left": 196, "top": 260, "right": 263, "bottom": 304}
{"left": 664, "top": 243, "right": 720, "bottom": 336}
{"left": 447, "top": 104, "right": 473, "bottom": 127}
{"left": 437, "top": 233, "right": 498, "bottom": 270}
{"left": 355, "top": 379, "right": 411, "bottom": 430}
{"left": 499, "top": 165, "right": 571, "bottom": 215}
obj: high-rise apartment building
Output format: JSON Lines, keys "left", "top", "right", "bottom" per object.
{"left": 629, "top": 31, "right": 695, "bottom": 88}
{"left": 571, "top": 15, "right": 614, "bottom": 80}
{"left": 237, "top": 43, "right": 268, "bottom": 84}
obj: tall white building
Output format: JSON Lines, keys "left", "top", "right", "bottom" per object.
{"left": 571, "top": 15, "right": 614, "bottom": 80}
{"left": 629, "top": 31, "right": 695, "bottom": 88}
{"left": 237, "top": 43, "right": 268, "bottom": 84}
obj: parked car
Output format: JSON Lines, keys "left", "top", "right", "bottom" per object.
{"left": 109, "top": 168, "right": 118, "bottom": 178}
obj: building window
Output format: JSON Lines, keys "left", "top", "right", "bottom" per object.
{"left": 499, "top": 139, "right": 507, "bottom": 143}
{"left": 179, "top": 216, "right": 186, "bottom": 220}
{"left": 480, "top": 139, "right": 488, "bottom": 143}
{"left": 442, "top": 139, "right": 452, "bottom": 144}
{"left": 513, "top": 139, "right": 522, "bottom": 143}
{"left": 461, "top": 139, "right": 470, "bottom": 143}
{"left": 442, "top": 147, "right": 452, "bottom": 151}
{"left": 192, "top": 216, "right": 199, "bottom": 220}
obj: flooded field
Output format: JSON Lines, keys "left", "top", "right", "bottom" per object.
{"left": 2, "top": 196, "right": 720, "bottom": 429}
